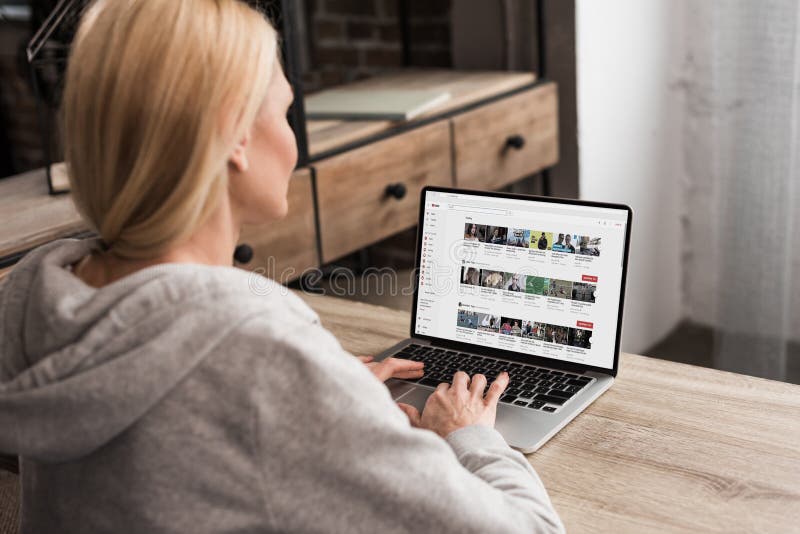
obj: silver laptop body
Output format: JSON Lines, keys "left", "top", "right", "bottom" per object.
{"left": 374, "top": 187, "right": 632, "bottom": 453}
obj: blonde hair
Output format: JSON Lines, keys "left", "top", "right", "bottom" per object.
{"left": 63, "top": 0, "right": 278, "bottom": 258}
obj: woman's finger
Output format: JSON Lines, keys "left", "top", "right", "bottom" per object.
{"left": 357, "top": 355, "right": 374, "bottom": 363}
{"left": 392, "top": 369, "right": 424, "bottom": 379}
{"left": 469, "top": 373, "right": 487, "bottom": 398}
{"left": 451, "top": 370, "right": 470, "bottom": 392}
{"left": 367, "top": 361, "right": 394, "bottom": 382}
{"left": 375, "top": 358, "right": 424, "bottom": 380}
{"left": 388, "top": 359, "right": 424, "bottom": 372}
{"left": 397, "top": 403, "right": 422, "bottom": 427}
{"left": 485, "top": 372, "right": 510, "bottom": 405}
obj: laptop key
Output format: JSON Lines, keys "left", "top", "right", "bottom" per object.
{"left": 547, "top": 389, "right": 574, "bottom": 399}
{"left": 500, "top": 394, "right": 516, "bottom": 403}
{"left": 514, "top": 400, "right": 528, "bottom": 406}
{"left": 566, "top": 379, "right": 589, "bottom": 388}
{"left": 534, "top": 394, "right": 566, "bottom": 405}
{"left": 419, "top": 378, "right": 440, "bottom": 387}
{"left": 542, "top": 406, "right": 557, "bottom": 413}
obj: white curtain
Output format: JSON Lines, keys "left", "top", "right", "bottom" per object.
{"left": 684, "top": 0, "right": 800, "bottom": 381}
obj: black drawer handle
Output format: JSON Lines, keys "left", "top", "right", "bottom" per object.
{"left": 505, "top": 134, "right": 526, "bottom": 150}
{"left": 385, "top": 183, "right": 407, "bottom": 200}
{"left": 233, "top": 244, "right": 254, "bottom": 264}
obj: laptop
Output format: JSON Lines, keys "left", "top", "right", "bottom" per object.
{"left": 375, "top": 186, "right": 632, "bottom": 453}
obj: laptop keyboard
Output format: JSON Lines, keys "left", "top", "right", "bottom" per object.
{"left": 391, "top": 344, "right": 594, "bottom": 412}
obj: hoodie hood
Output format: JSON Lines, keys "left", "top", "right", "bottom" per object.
{"left": 0, "top": 238, "right": 292, "bottom": 462}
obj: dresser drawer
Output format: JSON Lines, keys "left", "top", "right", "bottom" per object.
{"left": 234, "top": 168, "right": 318, "bottom": 281}
{"left": 315, "top": 121, "right": 452, "bottom": 263}
{"left": 452, "top": 82, "right": 558, "bottom": 190}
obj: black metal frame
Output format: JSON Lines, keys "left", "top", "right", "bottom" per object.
{"left": 279, "top": 0, "right": 309, "bottom": 168}
{"left": 536, "top": 0, "right": 552, "bottom": 196}
{"left": 409, "top": 185, "right": 633, "bottom": 378}
{"left": 29, "top": 55, "right": 69, "bottom": 196}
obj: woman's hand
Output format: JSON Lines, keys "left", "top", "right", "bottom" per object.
{"left": 397, "top": 371, "right": 509, "bottom": 438}
{"left": 358, "top": 356, "right": 424, "bottom": 382}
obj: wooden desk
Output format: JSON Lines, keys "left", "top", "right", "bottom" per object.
{"left": 297, "top": 292, "right": 800, "bottom": 533}
{"left": 0, "top": 168, "right": 85, "bottom": 262}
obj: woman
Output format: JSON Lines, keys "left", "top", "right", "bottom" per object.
{"left": 464, "top": 223, "right": 480, "bottom": 241}
{"left": 0, "top": 1, "right": 563, "bottom": 533}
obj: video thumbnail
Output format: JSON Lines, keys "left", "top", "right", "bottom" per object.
{"left": 499, "top": 317, "right": 523, "bottom": 336}
{"left": 531, "top": 322, "right": 548, "bottom": 340}
{"left": 456, "top": 309, "right": 479, "bottom": 329}
{"left": 577, "top": 236, "right": 601, "bottom": 256}
{"left": 552, "top": 233, "right": 577, "bottom": 253}
{"left": 503, "top": 272, "right": 526, "bottom": 292}
{"left": 530, "top": 230, "right": 553, "bottom": 251}
{"left": 525, "top": 276, "right": 547, "bottom": 295}
{"left": 464, "top": 223, "right": 486, "bottom": 242}
{"left": 461, "top": 265, "right": 481, "bottom": 286}
{"left": 545, "top": 278, "right": 573, "bottom": 299}
{"left": 477, "top": 313, "right": 501, "bottom": 332}
{"left": 572, "top": 282, "right": 596, "bottom": 303}
{"left": 568, "top": 327, "right": 592, "bottom": 349}
{"left": 520, "top": 320, "right": 536, "bottom": 338}
{"left": 545, "top": 324, "right": 570, "bottom": 345}
{"left": 507, "top": 228, "right": 531, "bottom": 248}
{"left": 480, "top": 269, "right": 505, "bottom": 289}
{"left": 484, "top": 226, "right": 508, "bottom": 245}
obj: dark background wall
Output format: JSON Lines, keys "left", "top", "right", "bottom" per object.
{"left": 0, "top": 0, "right": 577, "bottom": 199}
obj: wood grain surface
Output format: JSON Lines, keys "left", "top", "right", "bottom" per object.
{"left": 0, "top": 168, "right": 86, "bottom": 259}
{"left": 452, "top": 82, "right": 559, "bottom": 190}
{"left": 235, "top": 168, "right": 317, "bottom": 281}
{"left": 296, "top": 291, "right": 800, "bottom": 533}
{"left": 314, "top": 121, "right": 452, "bottom": 263}
{"left": 306, "top": 69, "right": 536, "bottom": 157}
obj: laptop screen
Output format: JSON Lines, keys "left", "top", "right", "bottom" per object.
{"left": 413, "top": 189, "right": 631, "bottom": 371}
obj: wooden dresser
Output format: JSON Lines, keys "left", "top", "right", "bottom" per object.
{"left": 0, "top": 70, "right": 558, "bottom": 280}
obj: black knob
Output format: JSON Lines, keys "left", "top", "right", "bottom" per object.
{"left": 234, "top": 244, "right": 254, "bottom": 264}
{"left": 385, "top": 183, "right": 407, "bottom": 200}
{"left": 505, "top": 134, "right": 526, "bottom": 150}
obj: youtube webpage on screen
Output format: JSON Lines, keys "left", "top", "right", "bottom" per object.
{"left": 415, "top": 190, "right": 628, "bottom": 370}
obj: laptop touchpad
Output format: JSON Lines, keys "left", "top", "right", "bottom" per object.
{"left": 391, "top": 385, "right": 433, "bottom": 411}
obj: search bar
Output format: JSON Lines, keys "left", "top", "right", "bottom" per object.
{"left": 448, "top": 204, "right": 509, "bottom": 216}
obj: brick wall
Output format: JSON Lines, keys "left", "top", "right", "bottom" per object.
{"left": 303, "top": 0, "right": 452, "bottom": 92}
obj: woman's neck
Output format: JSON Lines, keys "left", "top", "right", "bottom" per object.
{"left": 74, "top": 197, "right": 241, "bottom": 288}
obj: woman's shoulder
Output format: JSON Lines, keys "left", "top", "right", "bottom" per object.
{"left": 80, "top": 262, "right": 323, "bottom": 348}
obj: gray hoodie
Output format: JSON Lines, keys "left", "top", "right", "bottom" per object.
{"left": 0, "top": 238, "right": 564, "bottom": 533}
